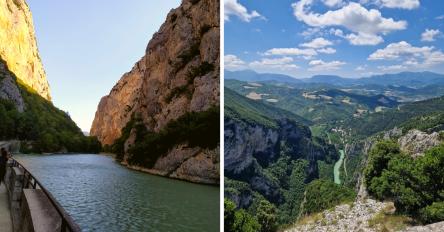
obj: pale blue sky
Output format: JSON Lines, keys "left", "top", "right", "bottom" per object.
{"left": 225, "top": 0, "right": 444, "bottom": 78}
{"left": 28, "top": 0, "right": 180, "bottom": 132}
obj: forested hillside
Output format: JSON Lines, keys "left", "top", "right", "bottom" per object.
{"left": 0, "top": 58, "right": 101, "bottom": 153}
{"left": 224, "top": 87, "right": 356, "bottom": 231}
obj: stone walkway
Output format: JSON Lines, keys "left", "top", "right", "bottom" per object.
{"left": 0, "top": 184, "right": 12, "bottom": 232}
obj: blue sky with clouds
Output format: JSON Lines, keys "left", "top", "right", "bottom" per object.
{"left": 28, "top": 0, "right": 180, "bottom": 131}
{"left": 224, "top": 0, "right": 444, "bottom": 78}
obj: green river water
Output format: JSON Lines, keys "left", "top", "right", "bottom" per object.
{"left": 334, "top": 150, "right": 345, "bottom": 184}
{"left": 14, "top": 154, "right": 219, "bottom": 232}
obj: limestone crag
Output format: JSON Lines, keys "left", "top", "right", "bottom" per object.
{"left": 398, "top": 129, "right": 442, "bottom": 158}
{"left": 287, "top": 196, "right": 444, "bottom": 232}
{"left": 91, "top": 0, "right": 220, "bottom": 184}
{"left": 286, "top": 199, "right": 392, "bottom": 232}
{"left": 0, "top": 0, "right": 50, "bottom": 100}
{"left": 403, "top": 222, "right": 444, "bottom": 232}
{"left": 224, "top": 117, "right": 337, "bottom": 205}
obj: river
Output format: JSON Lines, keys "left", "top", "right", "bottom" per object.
{"left": 333, "top": 150, "right": 345, "bottom": 184}
{"left": 14, "top": 154, "right": 219, "bottom": 232}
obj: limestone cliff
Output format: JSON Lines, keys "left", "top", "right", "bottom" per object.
{"left": 225, "top": 117, "right": 337, "bottom": 206}
{"left": 0, "top": 0, "right": 51, "bottom": 100}
{"left": 90, "top": 0, "right": 220, "bottom": 184}
{"left": 398, "top": 129, "right": 442, "bottom": 158}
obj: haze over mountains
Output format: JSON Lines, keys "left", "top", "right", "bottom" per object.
{"left": 225, "top": 70, "right": 444, "bottom": 88}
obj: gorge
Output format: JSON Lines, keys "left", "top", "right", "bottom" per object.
{"left": 224, "top": 70, "right": 444, "bottom": 231}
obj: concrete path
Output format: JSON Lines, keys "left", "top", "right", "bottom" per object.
{"left": 0, "top": 184, "right": 12, "bottom": 232}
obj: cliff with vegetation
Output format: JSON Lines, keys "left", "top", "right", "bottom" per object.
{"left": 90, "top": 0, "right": 220, "bottom": 184}
{"left": 0, "top": 0, "right": 51, "bottom": 100}
{"left": 0, "top": 0, "right": 99, "bottom": 154}
{"left": 224, "top": 88, "right": 349, "bottom": 230}
{"left": 0, "top": 58, "right": 100, "bottom": 153}
{"left": 285, "top": 101, "right": 444, "bottom": 232}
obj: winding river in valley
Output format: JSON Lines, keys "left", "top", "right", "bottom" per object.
{"left": 334, "top": 150, "right": 345, "bottom": 184}
{"left": 14, "top": 154, "right": 219, "bottom": 232}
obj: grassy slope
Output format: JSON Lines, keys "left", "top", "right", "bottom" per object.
{"left": 225, "top": 87, "right": 311, "bottom": 128}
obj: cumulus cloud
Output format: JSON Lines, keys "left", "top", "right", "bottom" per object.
{"left": 264, "top": 47, "right": 318, "bottom": 59}
{"left": 317, "top": 47, "right": 336, "bottom": 54}
{"left": 249, "top": 57, "right": 300, "bottom": 70}
{"left": 368, "top": 41, "right": 444, "bottom": 68}
{"left": 437, "top": 15, "right": 444, "bottom": 20}
{"left": 376, "top": 0, "right": 420, "bottom": 10}
{"left": 421, "top": 29, "right": 441, "bottom": 42}
{"left": 368, "top": 41, "right": 432, "bottom": 60}
{"left": 330, "top": 28, "right": 383, "bottom": 45}
{"left": 300, "top": 37, "right": 333, "bottom": 48}
{"left": 378, "top": 64, "right": 407, "bottom": 71}
{"left": 345, "top": 33, "right": 384, "bottom": 45}
{"left": 300, "top": 27, "right": 322, "bottom": 38}
{"left": 292, "top": 1, "right": 407, "bottom": 45}
{"left": 322, "top": 0, "right": 344, "bottom": 7}
{"left": 225, "top": 54, "right": 246, "bottom": 69}
{"left": 225, "top": 55, "right": 299, "bottom": 71}
{"left": 264, "top": 37, "right": 337, "bottom": 59}
{"left": 308, "top": 59, "right": 346, "bottom": 71}
{"left": 225, "top": 0, "right": 264, "bottom": 22}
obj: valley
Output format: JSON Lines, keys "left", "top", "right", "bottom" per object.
{"left": 224, "top": 70, "right": 444, "bottom": 231}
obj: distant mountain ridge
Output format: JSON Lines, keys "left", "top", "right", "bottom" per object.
{"left": 225, "top": 70, "right": 444, "bottom": 87}
{"left": 225, "top": 70, "right": 303, "bottom": 83}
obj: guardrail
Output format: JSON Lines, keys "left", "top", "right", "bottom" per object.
{"left": 10, "top": 158, "right": 81, "bottom": 232}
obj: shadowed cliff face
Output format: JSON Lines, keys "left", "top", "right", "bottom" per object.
{"left": 90, "top": 0, "right": 220, "bottom": 184}
{"left": 0, "top": 59, "right": 25, "bottom": 112}
{"left": 91, "top": 0, "right": 219, "bottom": 145}
{"left": 0, "top": 0, "right": 51, "bottom": 100}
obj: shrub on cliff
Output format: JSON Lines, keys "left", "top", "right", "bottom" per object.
{"left": 365, "top": 141, "right": 444, "bottom": 224}
{"left": 256, "top": 200, "right": 278, "bottom": 232}
{"left": 116, "top": 106, "right": 219, "bottom": 168}
{"left": 303, "top": 179, "right": 356, "bottom": 215}
{"left": 225, "top": 198, "right": 261, "bottom": 232}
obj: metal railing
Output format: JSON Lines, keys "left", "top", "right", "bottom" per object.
{"left": 10, "top": 158, "right": 81, "bottom": 232}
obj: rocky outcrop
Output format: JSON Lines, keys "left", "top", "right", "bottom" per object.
{"left": 124, "top": 144, "right": 219, "bottom": 184}
{"left": 403, "top": 222, "right": 444, "bottom": 232}
{"left": 0, "top": 0, "right": 50, "bottom": 100}
{"left": 0, "top": 59, "right": 25, "bottom": 112}
{"left": 398, "top": 129, "right": 442, "bottom": 158}
{"left": 288, "top": 196, "right": 444, "bottom": 232}
{"left": 287, "top": 199, "right": 393, "bottom": 232}
{"left": 90, "top": 0, "right": 219, "bottom": 184}
{"left": 224, "top": 119, "right": 279, "bottom": 176}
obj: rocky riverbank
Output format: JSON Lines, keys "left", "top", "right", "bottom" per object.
{"left": 120, "top": 145, "right": 219, "bottom": 185}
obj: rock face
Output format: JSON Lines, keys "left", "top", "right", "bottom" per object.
{"left": 0, "top": 59, "right": 25, "bottom": 112}
{"left": 398, "top": 129, "right": 442, "bottom": 158}
{"left": 225, "top": 117, "right": 337, "bottom": 205}
{"left": 90, "top": 0, "right": 220, "bottom": 184}
{"left": 0, "top": 0, "right": 51, "bottom": 100}
{"left": 403, "top": 222, "right": 444, "bottom": 232}
{"left": 286, "top": 199, "right": 392, "bottom": 232}
{"left": 288, "top": 196, "right": 444, "bottom": 232}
